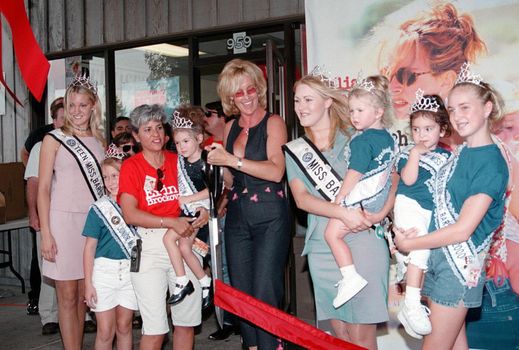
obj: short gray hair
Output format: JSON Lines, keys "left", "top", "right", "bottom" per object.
{"left": 129, "top": 104, "right": 166, "bottom": 131}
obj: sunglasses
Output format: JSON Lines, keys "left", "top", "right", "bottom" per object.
{"left": 156, "top": 168, "right": 164, "bottom": 191}
{"left": 204, "top": 110, "right": 217, "bottom": 117}
{"left": 234, "top": 86, "right": 257, "bottom": 98}
{"left": 121, "top": 145, "right": 139, "bottom": 153}
{"left": 393, "top": 67, "right": 432, "bottom": 86}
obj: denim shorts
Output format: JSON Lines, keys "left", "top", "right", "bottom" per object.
{"left": 466, "top": 279, "right": 519, "bottom": 349}
{"left": 422, "top": 248, "right": 485, "bottom": 308}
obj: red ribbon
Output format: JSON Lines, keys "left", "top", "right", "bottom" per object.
{"left": 0, "top": 0, "right": 49, "bottom": 105}
{"left": 215, "top": 279, "right": 366, "bottom": 350}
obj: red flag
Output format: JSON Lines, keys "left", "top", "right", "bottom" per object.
{"left": 0, "top": 0, "right": 50, "bottom": 105}
{"left": 215, "top": 279, "right": 366, "bottom": 350}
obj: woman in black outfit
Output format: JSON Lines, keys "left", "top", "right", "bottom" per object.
{"left": 207, "top": 59, "right": 290, "bottom": 350}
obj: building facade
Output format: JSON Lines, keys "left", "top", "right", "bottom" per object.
{"left": 1, "top": 0, "right": 311, "bottom": 320}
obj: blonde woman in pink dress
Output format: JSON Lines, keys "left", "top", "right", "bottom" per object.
{"left": 38, "top": 75, "right": 105, "bottom": 349}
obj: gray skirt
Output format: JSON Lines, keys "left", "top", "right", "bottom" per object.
{"left": 308, "top": 229, "right": 390, "bottom": 324}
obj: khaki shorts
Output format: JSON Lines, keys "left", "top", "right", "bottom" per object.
{"left": 131, "top": 228, "right": 202, "bottom": 335}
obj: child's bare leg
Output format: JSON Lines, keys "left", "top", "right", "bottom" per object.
{"left": 325, "top": 218, "right": 367, "bottom": 308}
{"left": 179, "top": 237, "right": 205, "bottom": 279}
{"left": 164, "top": 229, "right": 194, "bottom": 305}
{"left": 163, "top": 229, "right": 186, "bottom": 277}
{"left": 324, "top": 218, "right": 353, "bottom": 267}
{"left": 179, "top": 235, "right": 211, "bottom": 305}
{"left": 398, "top": 250, "right": 431, "bottom": 338}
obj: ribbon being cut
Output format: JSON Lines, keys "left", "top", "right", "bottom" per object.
{"left": 214, "top": 279, "right": 366, "bottom": 350}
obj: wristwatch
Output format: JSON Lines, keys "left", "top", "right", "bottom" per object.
{"left": 236, "top": 157, "right": 243, "bottom": 170}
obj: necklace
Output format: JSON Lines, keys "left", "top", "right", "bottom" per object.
{"left": 73, "top": 125, "right": 90, "bottom": 132}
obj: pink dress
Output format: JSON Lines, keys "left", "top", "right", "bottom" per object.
{"left": 42, "top": 136, "right": 104, "bottom": 280}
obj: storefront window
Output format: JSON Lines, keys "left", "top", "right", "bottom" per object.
{"left": 115, "top": 43, "right": 190, "bottom": 120}
{"left": 199, "top": 31, "right": 284, "bottom": 57}
{"left": 47, "top": 54, "right": 106, "bottom": 124}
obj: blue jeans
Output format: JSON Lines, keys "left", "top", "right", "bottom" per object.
{"left": 225, "top": 198, "right": 290, "bottom": 349}
{"left": 466, "top": 279, "right": 519, "bottom": 349}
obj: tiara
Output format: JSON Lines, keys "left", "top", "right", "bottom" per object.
{"left": 351, "top": 74, "right": 375, "bottom": 94}
{"left": 105, "top": 143, "right": 127, "bottom": 160}
{"left": 68, "top": 73, "right": 98, "bottom": 96}
{"left": 309, "top": 65, "right": 338, "bottom": 89}
{"left": 171, "top": 110, "right": 193, "bottom": 129}
{"left": 455, "top": 62, "right": 482, "bottom": 86}
{"left": 410, "top": 89, "right": 440, "bottom": 114}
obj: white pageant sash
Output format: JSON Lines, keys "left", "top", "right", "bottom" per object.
{"left": 177, "top": 156, "right": 210, "bottom": 215}
{"left": 343, "top": 144, "right": 396, "bottom": 207}
{"left": 92, "top": 196, "right": 138, "bottom": 259}
{"left": 397, "top": 145, "right": 451, "bottom": 196}
{"left": 434, "top": 145, "right": 485, "bottom": 288}
{"left": 49, "top": 129, "right": 104, "bottom": 201}
{"left": 283, "top": 136, "right": 342, "bottom": 202}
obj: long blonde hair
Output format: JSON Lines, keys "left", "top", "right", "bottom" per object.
{"left": 293, "top": 75, "right": 350, "bottom": 149}
{"left": 62, "top": 86, "right": 105, "bottom": 146}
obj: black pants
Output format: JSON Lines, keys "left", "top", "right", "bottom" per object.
{"left": 28, "top": 229, "right": 41, "bottom": 300}
{"left": 225, "top": 198, "right": 290, "bottom": 349}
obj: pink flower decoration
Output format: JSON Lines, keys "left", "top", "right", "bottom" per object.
{"left": 264, "top": 186, "right": 271, "bottom": 192}
{"left": 277, "top": 190, "right": 284, "bottom": 198}
{"left": 232, "top": 193, "right": 238, "bottom": 201}
{"left": 250, "top": 194, "right": 259, "bottom": 202}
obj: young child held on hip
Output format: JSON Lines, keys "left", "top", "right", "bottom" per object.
{"left": 163, "top": 107, "right": 212, "bottom": 308}
{"left": 393, "top": 91, "right": 452, "bottom": 339}
{"left": 394, "top": 64, "right": 509, "bottom": 349}
{"left": 324, "top": 75, "right": 396, "bottom": 308}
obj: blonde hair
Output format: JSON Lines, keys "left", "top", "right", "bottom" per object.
{"left": 450, "top": 82, "right": 505, "bottom": 127}
{"left": 349, "top": 75, "right": 394, "bottom": 127}
{"left": 293, "top": 75, "right": 350, "bottom": 149}
{"left": 101, "top": 157, "right": 122, "bottom": 172}
{"left": 63, "top": 86, "right": 105, "bottom": 146}
{"left": 217, "top": 59, "right": 267, "bottom": 116}
{"left": 381, "top": 3, "right": 486, "bottom": 78}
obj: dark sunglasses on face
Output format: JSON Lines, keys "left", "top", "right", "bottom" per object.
{"left": 156, "top": 168, "right": 164, "bottom": 191}
{"left": 204, "top": 110, "right": 218, "bottom": 117}
{"left": 394, "top": 67, "right": 432, "bottom": 86}
{"left": 234, "top": 86, "right": 257, "bottom": 98}
{"left": 121, "top": 145, "right": 139, "bottom": 153}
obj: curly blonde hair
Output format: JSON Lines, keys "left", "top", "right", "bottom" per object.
{"left": 349, "top": 75, "right": 394, "bottom": 128}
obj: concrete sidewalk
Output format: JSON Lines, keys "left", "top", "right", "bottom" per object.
{"left": 0, "top": 286, "right": 243, "bottom": 349}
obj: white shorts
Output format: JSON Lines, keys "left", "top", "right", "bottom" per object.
{"left": 394, "top": 194, "right": 432, "bottom": 270}
{"left": 131, "top": 227, "right": 202, "bottom": 335}
{"left": 393, "top": 194, "right": 431, "bottom": 236}
{"left": 92, "top": 257, "right": 138, "bottom": 312}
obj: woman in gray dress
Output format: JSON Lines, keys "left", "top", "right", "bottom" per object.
{"left": 284, "top": 73, "right": 394, "bottom": 349}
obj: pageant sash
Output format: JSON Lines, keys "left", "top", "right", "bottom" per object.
{"left": 177, "top": 156, "right": 210, "bottom": 215}
{"left": 92, "top": 196, "right": 138, "bottom": 259}
{"left": 397, "top": 145, "right": 451, "bottom": 197}
{"left": 283, "top": 136, "right": 342, "bottom": 202}
{"left": 49, "top": 129, "right": 104, "bottom": 201}
{"left": 434, "top": 145, "right": 485, "bottom": 288}
{"left": 343, "top": 143, "right": 396, "bottom": 207}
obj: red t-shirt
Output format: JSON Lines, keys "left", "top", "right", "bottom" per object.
{"left": 119, "top": 151, "right": 181, "bottom": 217}
{"left": 202, "top": 136, "right": 223, "bottom": 148}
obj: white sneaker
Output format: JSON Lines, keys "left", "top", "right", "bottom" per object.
{"left": 397, "top": 303, "right": 431, "bottom": 339}
{"left": 332, "top": 275, "right": 368, "bottom": 308}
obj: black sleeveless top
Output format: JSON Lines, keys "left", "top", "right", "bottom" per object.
{"left": 225, "top": 112, "right": 285, "bottom": 202}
